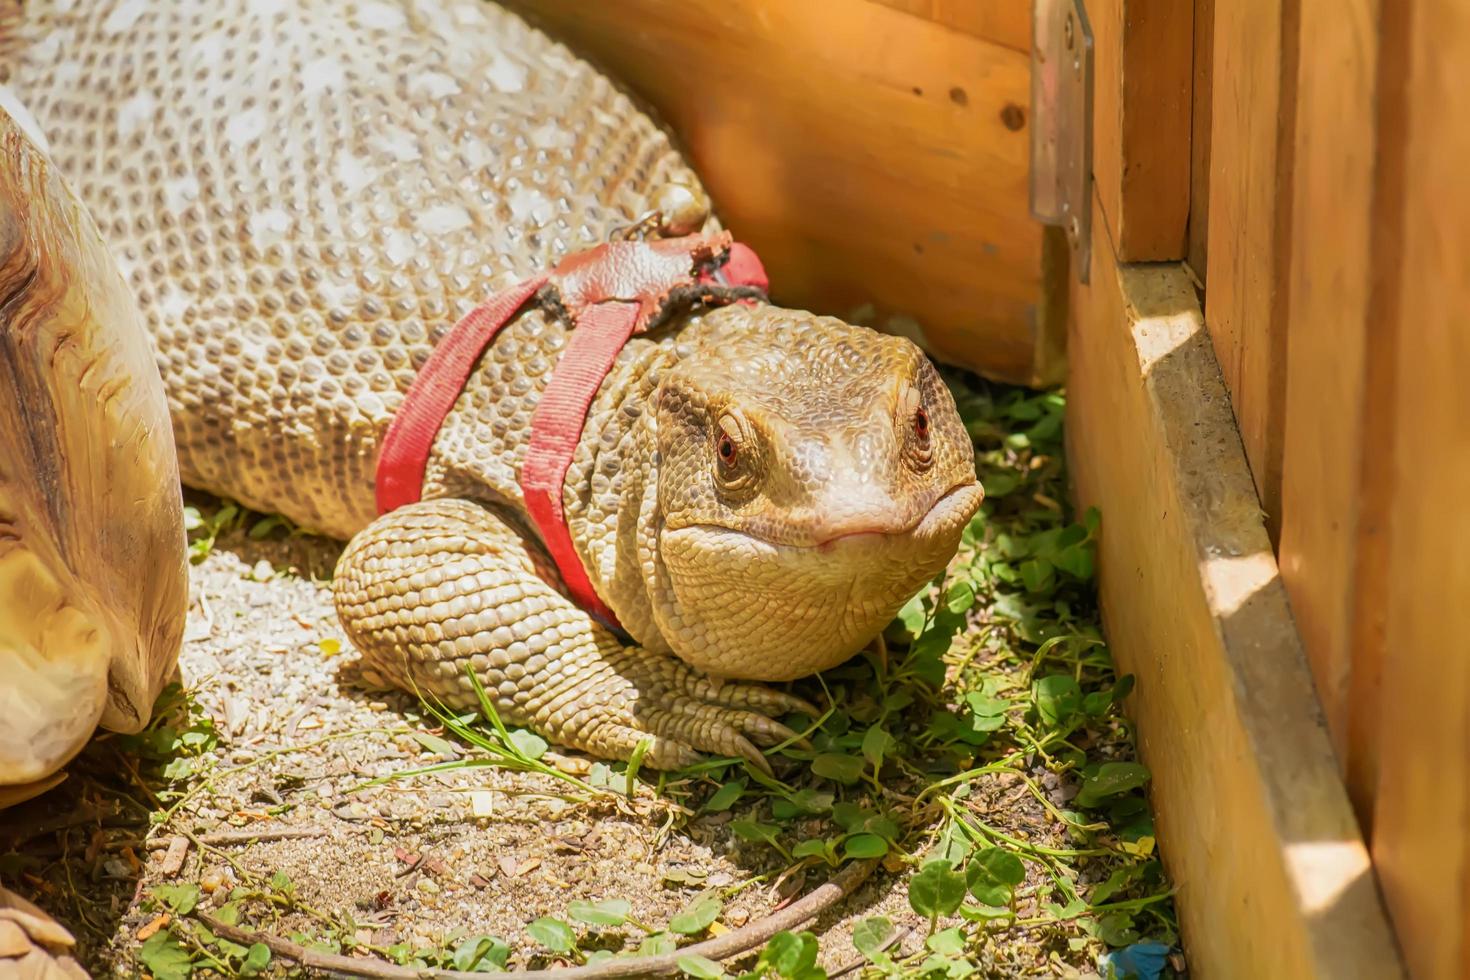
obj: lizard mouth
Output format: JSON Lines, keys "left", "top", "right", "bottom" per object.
{"left": 666, "top": 479, "right": 985, "bottom": 555}
{"left": 811, "top": 480, "right": 985, "bottom": 551}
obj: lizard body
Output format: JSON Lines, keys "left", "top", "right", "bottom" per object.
{"left": 1, "top": 0, "right": 983, "bottom": 770}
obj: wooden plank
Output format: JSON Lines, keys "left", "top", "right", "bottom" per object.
{"left": 1067, "top": 192, "right": 1403, "bottom": 979}
{"left": 1372, "top": 2, "right": 1470, "bottom": 976}
{"left": 866, "top": 0, "right": 1030, "bottom": 53}
{"left": 1090, "top": 0, "right": 1193, "bottom": 261}
{"left": 1277, "top": 0, "right": 1403, "bottom": 823}
{"left": 1203, "top": 0, "right": 1299, "bottom": 541}
{"left": 1186, "top": 0, "right": 1213, "bottom": 282}
{"left": 502, "top": 0, "right": 1046, "bottom": 384}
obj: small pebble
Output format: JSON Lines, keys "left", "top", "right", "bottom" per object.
{"left": 417, "top": 878, "right": 440, "bottom": 895}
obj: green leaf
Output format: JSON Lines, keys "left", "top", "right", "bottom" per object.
{"left": 569, "top": 898, "right": 631, "bottom": 928}
{"left": 851, "top": 916, "right": 894, "bottom": 959}
{"left": 909, "top": 860, "right": 967, "bottom": 919}
{"left": 248, "top": 515, "right": 285, "bottom": 539}
{"left": 896, "top": 589, "right": 929, "bottom": 637}
{"left": 981, "top": 471, "right": 1022, "bottom": 498}
{"left": 842, "top": 833, "right": 889, "bottom": 860}
{"left": 926, "top": 927, "right": 966, "bottom": 957}
{"left": 786, "top": 789, "right": 834, "bottom": 814}
{"left": 1033, "top": 675, "right": 1082, "bottom": 728}
{"left": 268, "top": 870, "right": 293, "bottom": 894}
{"left": 669, "top": 893, "right": 722, "bottom": 935}
{"left": 792, "top": 839, "right": 837, "bottom": 863}
{"left": 639, "top": 933, "right": 679, "bottom": 957}
{"left": 965, "top": 847, "right": 1025, "bottom": 906}
{"left": 527, "top": 917, "right": 576, "bottom": 954}
{"left": 811, "top": 753, "right": 864, "bottom": 785}
{"left": 213, "top": 901, "right": 242, "bottom": 926}
{"left": 929, "top": 820, "right": 973, "bottom": 868}
{"left": 860, "top": 727, "right": 894, "bottom": 769}
{"left": 1096, "top": 911, "right": 1140, "bottom": 947}
{"left": 1019, "top": 558, "right": 1055, "bottom": 593}
{"left": 1088, "top": 865, "right": 1139, "bottom": 907}
{"left": 758, "top": 931, "right": 819, "bottom": 978}
{"left": 965, "top": 689, "right": 1008, "bottom": 718}
{"left": 152, "top": 883, "right": 201, "bottom": 916}
{"left": 1085, "top": 506, "right": 1102, "bottom": 535}
{"left": 507, "top": 729, "right": 549, "bottom": 760}
{"left": 138, "top": 931, "right": 194, "bottom": 980}
{"left": 1075, "top": 762, "right": 1151, "bottom": 809}
{"left": 411, "top": 732, "right": 459, "bottom": 757}
{"left": 452, "top": 935, "right": 511, "bottom": 971}
{"left": 677, "top": 954, "right": 726, "bottom": 979}
{"left": 703, "top": 779, "right": 746, "bottom": 813}
{"left": 239, "top": 943, "right": 272, "bottom": 976}
{"left": 730, "top": 819, "right": 782, "bottom": 848}
{"left": 1053, "top": 542, "right": 1095, "bottom": 580}
{"left": 944, "top": 580, "right": 976, "bottom": 615}
{"left": 160, "top": 757, "right": 195, "bottom": 782}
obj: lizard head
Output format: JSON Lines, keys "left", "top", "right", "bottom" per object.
{"left": 647, "top": 310, "right": 984, "bottom": 681}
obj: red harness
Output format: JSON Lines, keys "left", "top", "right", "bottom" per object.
{"left": 374, "top": 232, "right": 768, "bottom": 630}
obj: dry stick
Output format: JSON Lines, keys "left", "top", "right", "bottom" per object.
{"left": 197, "top": 858, "right": 877, "bottom": 980}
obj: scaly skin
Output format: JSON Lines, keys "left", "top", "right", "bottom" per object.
{"left": 1, "top": 0, "right": 984, "bottom": 770}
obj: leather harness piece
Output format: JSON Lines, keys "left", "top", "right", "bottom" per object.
{"left": 375, "top": 232, "right": 769, "bottom": 629}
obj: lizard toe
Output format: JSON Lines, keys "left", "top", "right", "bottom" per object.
{"left": 637, "top": 705, "right": 775, "bottom": 776}
{"left": 682, "top": 675, "right": 821, "bottom": 719}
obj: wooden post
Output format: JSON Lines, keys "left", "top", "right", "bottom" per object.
{"left": 1204, "top": 0, "right": 1299, "bottom": 542}
{"left": 1277, "top": 0, "right": 1405, "bottom": 821}
{"left": 1067, "top": 191, "right": 1403, "bottom": 979}
{"left": 1089, "top": 0, "right": 1194, "bottom": 261}
{"left": 1371, "top": 2, "right": 1470, "bottom": 976}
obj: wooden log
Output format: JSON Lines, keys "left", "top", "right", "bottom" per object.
{"left": 501, "top": 0, "right": 1050, "bottom": 385}
{"left": 1066, "top": 190, "right": 1403, "bottom": 979}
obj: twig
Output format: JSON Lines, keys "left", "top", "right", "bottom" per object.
{"left": 197, "top": 858, "right": 878, "bottom": 979}
{"left": 138, "top": 827, "right": 329, "bottom": 850}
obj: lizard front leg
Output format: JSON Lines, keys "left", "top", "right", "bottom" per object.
{"left": 332, "top": 499, "right": 812, "bottom": 773}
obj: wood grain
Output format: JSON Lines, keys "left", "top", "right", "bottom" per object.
{"left": 866, "top": 0, "right": 1030, "bottom": 52}
{"left": 1090, "top": 0, "right": 1193, "bottom": 261}
{"left": 1186, "top": 0, "right": 1214, "bottom": 282}
{"left": 1203, "top": 0, "right": 1299, "bottom": 542}
{"left": 1067, "top": 191, "right": 1403, "bottom": 980}
{"left": 1277, "top": 0, "right": 1405, "bottom": 823}
{"left": 1372, "top": 2, "right": 1470, "bottom": 976}
{"left": 501, "top": 0, "right": 1047, "bottom": 384}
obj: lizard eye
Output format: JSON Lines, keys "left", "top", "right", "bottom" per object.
{"left": 717, "top": 432, "right": 737, "bottom": 465}
{"left": 914, "top": 407, "right": 930, "bottom": 440}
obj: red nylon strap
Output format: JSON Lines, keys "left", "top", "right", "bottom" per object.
{"left": 520, "top": 301, "right": 641, "bottom": 628}
{"left": 375, "top": 274, "right": 548, "bottom": 514}
{"left": 374, "top": 234, "right": 768, "bottom": 632}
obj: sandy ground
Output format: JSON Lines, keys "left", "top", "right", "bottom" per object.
{"left": 3, "top": 500, "right": 1119, "bottom": 978}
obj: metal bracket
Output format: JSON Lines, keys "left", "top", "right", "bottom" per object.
{"left": 1030, "top": 0, "right": 1094, "bottom": 283}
